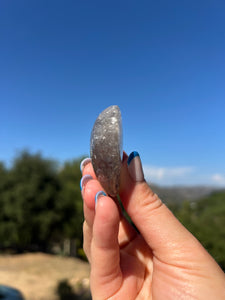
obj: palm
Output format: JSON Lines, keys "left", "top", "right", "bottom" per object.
{"left": 81, "top": 158, "right": 225, "bottom": 300}
{"left": 111, "top": 234, "right": 153, "bottom": 299}
{"left": 111, "top": 226, "right": 197, "bottom": 300}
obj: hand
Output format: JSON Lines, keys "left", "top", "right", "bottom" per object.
{"left": 80, "top": 152, "right": 225, "bottom": 300}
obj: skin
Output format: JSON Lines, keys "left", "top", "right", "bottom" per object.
{"left": 81, "top": 153, "right": 225, "bottom": 300}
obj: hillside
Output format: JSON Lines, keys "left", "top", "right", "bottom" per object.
{"left": 150, "top": 184, "right": 223, "bottom": 204}
{"left": 0, "top": 253, "right": 91, "bottom": 300}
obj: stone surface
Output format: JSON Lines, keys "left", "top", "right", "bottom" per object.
{"left": 90, "top": 105, "right": 122, "bottom": 196}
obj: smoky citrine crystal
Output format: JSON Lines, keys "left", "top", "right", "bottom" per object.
{"left": 90, "top": 105, "right": 122, "bottom": 196}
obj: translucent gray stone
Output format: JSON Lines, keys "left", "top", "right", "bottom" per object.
{"left": 90, "top": 105, "right": 123, "bottom": 197}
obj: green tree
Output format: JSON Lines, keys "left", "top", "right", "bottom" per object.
{"left": 0, "top": 162, "right": 7, "bottom": 194}
{"left": 57, "top": 158, "right": 84, "bottom": 249}
{"left": 0, "top": 151, "right": 60, "bottom": 251}
{"left": 0, "top": 151, "right": 85, "bottom": 254}
{"left": 175, "top": 192, "right": 225, "bottom": 271}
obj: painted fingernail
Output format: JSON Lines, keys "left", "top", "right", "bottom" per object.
{"left": 80, "top": 157, "right": 92, "bottom": 173}
{"left": 95, "top": 191, "right": 107, "bottom": 206}
{"left": 122, "top": 151, "right": 128, "bottom": 163}
{"left": 80, "top": 174, "right": 93, "bottom": 191}
{"left": 127, "top": 151, "right": 144, "bottom": 182}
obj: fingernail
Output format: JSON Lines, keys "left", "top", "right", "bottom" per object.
{"left": 95, "top": 191, "right": 107, "bottom": 206}
{"left": 127, "top": 151, "right": 144, "bottom": 182}
{"left": 80, "top": 157, "right": 91, "bottom": 173}
{"left": 80, "top": 174, "right": 93, "bottom": 191}
{"left": 122, "top": 151, "right": 128, "bottom": 163}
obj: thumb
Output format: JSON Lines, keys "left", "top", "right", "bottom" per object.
{"left": 120, "top": 151, "right": 210, "bottom": 265}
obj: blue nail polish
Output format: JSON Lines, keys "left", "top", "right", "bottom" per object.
{"left": 80, "top": 174, "right": 93, "bottom": 191}
{"left": 95, "top": 191, "right": 107, "bottom": 204}
{"left": 127, "top": 151, "right": 140, "bottom": 166}
{"left": 80, "top": 157, "right": 91, "bottom": 173}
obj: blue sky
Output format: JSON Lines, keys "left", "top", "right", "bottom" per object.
{"left": 1, "top": 0, "right": 225, "bottom": 186}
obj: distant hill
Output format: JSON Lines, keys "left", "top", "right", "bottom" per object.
{"left": 149, "top": 184, "right": 224, "bottom": 204}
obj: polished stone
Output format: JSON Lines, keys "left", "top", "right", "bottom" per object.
{"left": 90, "top": 105, "right": 122, "bottom": 196}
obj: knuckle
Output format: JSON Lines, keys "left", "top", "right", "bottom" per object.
{"left": 137, "top": 183, "right": 163, "bottom": 213}
{"left": 83, "top": 240, "right": 88, "bottom": 256}
{"left": 82, "top": 221, "right": 91, "bottom": 260}
{"left": 83, "top": 221, "right": 89, "bottom": 236}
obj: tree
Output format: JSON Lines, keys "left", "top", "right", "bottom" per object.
{"left": 174, "top": 192, "right": 225, "bottom": 271}
{"left": 0, "top": 151, "right": 60, "bottom": 251}
{"left": 0, "top": 151, "right": 86, "bottom": 254}
{"left": 56, "top": 158, "right": 85, "bottom": 249}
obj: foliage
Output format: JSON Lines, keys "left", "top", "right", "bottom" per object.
{"left": 0, "top": 151, "right": 84, "bottom": 253}
{"left": 169, "top": 192, "right": 225, "bottom": 271}
{"left": 56, "top": 159, "right": 84, "bottom": 248}
{"left": 0, "top": 150, "right": 225, "bottom": 273}
{"left": 56, "top": 279, "right": 91, "bottom": 300}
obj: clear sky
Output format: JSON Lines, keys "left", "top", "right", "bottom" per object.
{"left": 1, "top": 0, "right": 225, "bottom": 186}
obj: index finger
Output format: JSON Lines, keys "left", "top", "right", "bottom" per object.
{"left": 80, "top": 158, "right": 97, "bottom": 179}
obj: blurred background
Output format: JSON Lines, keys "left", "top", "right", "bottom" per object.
{"left": 0, "top": 0, "right": 225, "bottom": 299}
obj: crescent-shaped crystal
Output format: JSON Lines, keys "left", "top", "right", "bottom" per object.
{"left": 90, "top": 105, "right": 122, "bottom": 196}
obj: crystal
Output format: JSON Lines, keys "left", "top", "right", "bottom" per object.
{"left": 90, "top": 105, "right": 123, "bottom": 196}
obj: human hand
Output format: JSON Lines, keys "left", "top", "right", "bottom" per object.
{"left": 80, "top": 151, "right": 225, "bottom": 300}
